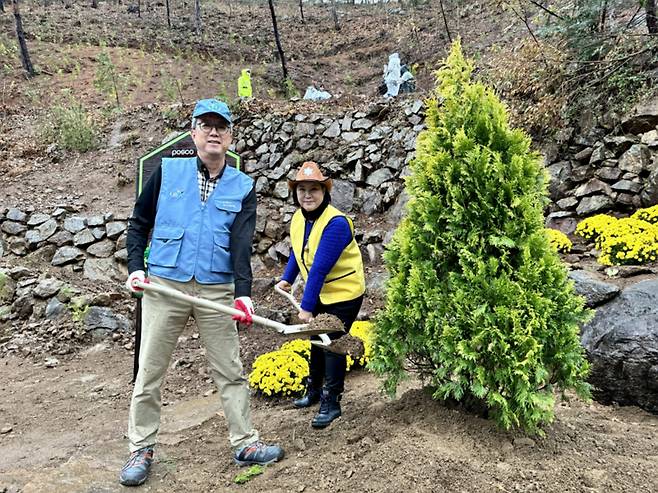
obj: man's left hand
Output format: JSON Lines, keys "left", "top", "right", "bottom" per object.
{"left": 233, "top": 296, "right": 254, "bottom": 326}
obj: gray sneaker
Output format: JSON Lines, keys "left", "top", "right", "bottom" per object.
{"left": 119, "top": 446, "right": 154, "bottom": 486}
{"left": 234, "top": 441, "right": 284, "bottom": 466}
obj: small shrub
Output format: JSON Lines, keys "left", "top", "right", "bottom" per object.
{"left": 545, "top": 229, "right": 572, "bottom": 253}
{"left": 372, "top": 41, "right": 591, "bottom": 435}
{"left": 248, "top": 349, "right": 308, "bottom": 397}
{"left": 43, "top": 103, "right": 98, "bottom": 152}
{"left": 283, "top": 78, "right": 300, "bottom": 98}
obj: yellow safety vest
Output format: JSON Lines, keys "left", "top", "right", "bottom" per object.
{"left": 290, "top": 205, "right": 366, "bottom": 305}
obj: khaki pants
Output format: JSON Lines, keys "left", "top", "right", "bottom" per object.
{"left": 128, "top": 275, "right": 258, "bottom": 452}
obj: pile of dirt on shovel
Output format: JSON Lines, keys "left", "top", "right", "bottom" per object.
{"left": 307, "top": 314, "right": 365, "bottom": 358}
{"left": 308, "top": 313, "right": 345, "bottom": 334}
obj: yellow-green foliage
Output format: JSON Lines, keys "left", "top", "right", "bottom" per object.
{"left": 576, "top": 209, "right": 658, "bottom": 266}
{"left": 631, "top": 204, "right": 658, "bottom": 224}
{"left": 248, "top": 350, "right": 308, "bottom": 397}
{"left": 545, "top": 229, "right": 572, "bottom": 253}
{"left": 574, "top": 214, "right": 618, "bottom": 242}
{"left": 372, "top": 40, "right": 591, "bottom": 435}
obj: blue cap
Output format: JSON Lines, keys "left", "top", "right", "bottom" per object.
{"left": 192, "top": 98, "right": 232, "bottom": 124}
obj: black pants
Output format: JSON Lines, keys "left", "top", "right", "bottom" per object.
{"left": 309, "top": 295, "right": 364, "bottom": 395}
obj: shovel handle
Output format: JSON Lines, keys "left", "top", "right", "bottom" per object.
{"left": 133, "top": 280, "right": 308, "bottom": 334}
{"left": 274, "top": 284, "right": 301, "bottom": 311}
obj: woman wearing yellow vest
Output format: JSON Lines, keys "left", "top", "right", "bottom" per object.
{"left": 276, "top": 161, "right": 365, "bottom": 428}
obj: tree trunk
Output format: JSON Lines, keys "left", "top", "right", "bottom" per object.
{"left": 299, "top": 0, "right": 304, "bottom": 23}
{"left": 165, "top": 0, "right": 171, "bottom": 27}
{"left": 268, "top": 0, "right": 288, "bottom": 81}
{"left": 194, "top": 0, "right": 202, "bottom": 35}
{"left": 438, "top": 0, "right": 452, "bottom": 42}
{"left": 12, "top": 0, "right": 35, "bottom": 78}
{"left": 91, "top": 0, "right": 97, "bottom": 7}
{"left": 330, "top": 0, "right": 340, "bottom": 31}
{"left": 647, "top": 0, "right": 658, "bottom": 34}
{"left": 0, "top": 0, "right": 5, "bottom": 14}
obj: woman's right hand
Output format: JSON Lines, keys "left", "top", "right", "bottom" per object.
{"left": 276, "top": 279, "right": 291, "bottom": 292}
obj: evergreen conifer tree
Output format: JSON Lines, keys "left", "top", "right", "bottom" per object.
{"left": 371, "top": 41, "right": 591, "bottom": 434}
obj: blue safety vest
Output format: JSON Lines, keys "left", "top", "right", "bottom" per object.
{"left": 147, "top": 157, "right": 254, "bottom": 284}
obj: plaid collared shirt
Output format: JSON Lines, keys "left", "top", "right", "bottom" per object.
{"left": 197, "top": 158, "right": 225, "bottom": 202}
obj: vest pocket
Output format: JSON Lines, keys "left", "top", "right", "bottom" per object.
{"left": 148, "top": 226, "right": 184, "bottom": 268}
{"left": 211, "top": 231, "right": 232, "bottom": 273}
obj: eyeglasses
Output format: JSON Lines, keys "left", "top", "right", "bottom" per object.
{"left": 195, "top": 121, "right": 231, "bottom": 136}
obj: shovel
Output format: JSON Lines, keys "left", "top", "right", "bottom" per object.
{"left": 132, "top": 280, "right": 342, "bottom": 339}
{"left": 274, "top": 284, "right": 343, "bottom": 350}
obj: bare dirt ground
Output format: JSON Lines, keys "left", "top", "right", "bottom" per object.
{"left": 2, "top": 1, "right": 658, "bottom": 492}
{"left": 1, "top": 336, "right": 658, "bottom": 493}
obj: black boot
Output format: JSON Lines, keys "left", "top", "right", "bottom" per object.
{"left": 311, "top": 389, "right": 341, "bottom": 428}
{"left": 293, "top": 379, "right": 321, "bottom": 408}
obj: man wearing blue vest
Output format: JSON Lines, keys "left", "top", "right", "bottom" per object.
{"left": 120, "top": 98, "right": 284, "bottom": 486}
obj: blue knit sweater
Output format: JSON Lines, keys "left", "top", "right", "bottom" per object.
{"left": 281, "top": 216, "right": 353, "bottom": 312}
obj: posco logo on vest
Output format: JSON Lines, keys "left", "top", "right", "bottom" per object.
{"left": 171, "top": 148, "right": 196, "bottom": 157}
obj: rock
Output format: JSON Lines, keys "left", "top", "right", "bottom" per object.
{"left": 352, "top": 118, "right": 375, "bottom": 130}
{"left": 640, "top": 165, "right": 658, "bottom": 206}
{"left": 546, "top": 161, "right": 572, "bottom": 200}
{"left": 6, "top": 208, "right": 27, "bottom": 222}
{"left": 611, "top": 179, "right": 642, "bottom": 193}
{"left": 33, "top": 278, "right": 64, "bottom": 298}
{"left": 580, "top": 280, "right": 658, "bottom": 413}
{"left": 63, "top": 216, "right": 87, "bottom": 233}
{"left": 27, "top": 213, "right": 50, "bottom": 226}
{"left": 83, "top": 258, "right": 126, "bottom": 282}
{"left": 576, "top": 195, "right": 613, "bottom": 216}
{"left": 573, "top": 178, "right": 612, "bottom": 198}
{"left": 594, "top": 166, "right": 622, "bottom": 181}
{"left": 618, "top": 144, "right": 651, "bottom": 174}
{"left": 45, "top": 297, "right": 67, "bottom": 319}
{"left": 87, "top": 240, "right": 115, "bottom": 258}
{"left": 12, "top": 294, "right": 33, "bottom": 319}
{"left": 621, "top": 96, "right": 658, "bottom": 133}
{"left": 73, "top": 229, "right": 96, "bottom": 247}
{"left": 331, "top": 180, "right": 356, "bottom": 213}
{"left": 84, "top": 306, "right": 130, "bottom": 341}
{"left": 1, "top": 221, "right": 27, "bottom": 235}
{"left": 9, "top": 238, "right": 28, "bottom": 256}
{"left": 25, "top": 230, "right": 42, "bottom": 249}
{"left": 323, "top": 121, "right": 341, "bottom": 138}
{"left": 359, "top": 189, "right": 382, "bottom": 215}
{"left": 37, "top": 219, "right": 58, "bottom": 240}
{"left": 48, "top": 230, "right": 73, "bottom": 246}
{"left": 51, "top": 246, "right": 85, "bottom": 266}
{"left": 366, "top": 168, "right": 394, "bottom": 188}
{"left": 568, "top": 270, "right": 620, "bottom": 307}
{"left": 272, "top": 182, "right": 289, "bottom": 199}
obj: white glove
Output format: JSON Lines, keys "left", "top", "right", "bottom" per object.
{"left": 233, "top": 296, "right": 255, "bottom": 325}
{"left": 125, "top": 270, "right": 147, "bottom": 293}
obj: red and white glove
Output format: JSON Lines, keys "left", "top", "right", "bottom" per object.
{"left": 125, "top": 270, "right": 148, "bottom": 293}
{"left": 233, "top": 296, "right": 254, "bottom": 325}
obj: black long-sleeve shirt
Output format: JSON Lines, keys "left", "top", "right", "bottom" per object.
{"left": 126, "top": 158, "right": 257, "bottom": 298}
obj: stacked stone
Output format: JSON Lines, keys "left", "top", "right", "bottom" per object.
{"left": 230, "top": 99, "right": 425, "bottom": 261}
{"left": 545, "top": 99, "right": 658, "bottom": 234}
{"left": 0, "top": 206, "right": 129, "bottom": 282}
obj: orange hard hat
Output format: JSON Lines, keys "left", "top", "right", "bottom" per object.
{"left": 287, "top": 161, "right": 333, "bottom": 192}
